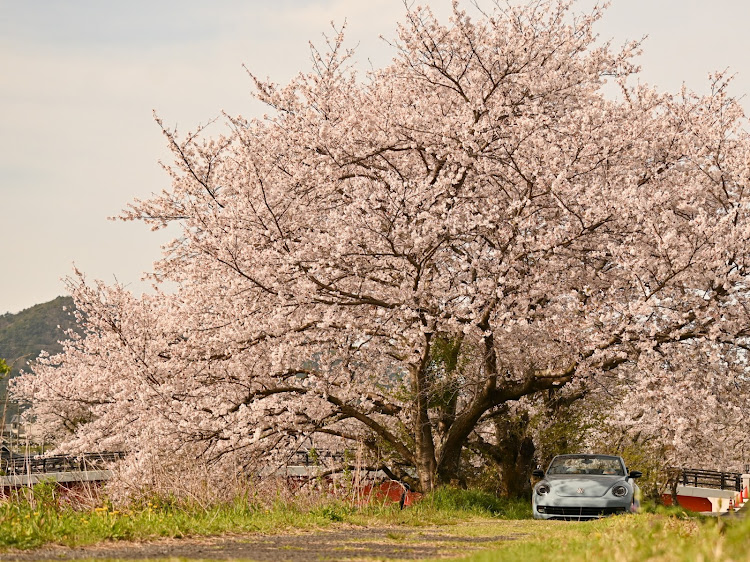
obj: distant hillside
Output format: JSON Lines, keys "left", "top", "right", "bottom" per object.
{"left": 0, "top": 296, "right": 80, "bottom": 394}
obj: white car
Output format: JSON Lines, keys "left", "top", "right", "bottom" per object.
{"left": 532, "top": 454, "right": 642, "bottom": 520}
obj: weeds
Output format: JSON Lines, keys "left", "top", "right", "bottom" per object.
{"left": 6, "top": 481, "right": 746, "bottom": 562}
{"left": 451, "top": 512, "right": 750, "bottom": 562}
{"left": 418, "top": 487, "right": 531, "bottom": 518}
{"left": 0, "top": 481, "right": 526, "bottom": 551}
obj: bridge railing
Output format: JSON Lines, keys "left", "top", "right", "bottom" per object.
{"left": 677, "top": 468, "right": 743, "bottom": 492}
{"left": 0, "top": 452, "right": 125, "bottom": 475}
{"left": 292, "top": 449, "right": 344, "bottom": 466}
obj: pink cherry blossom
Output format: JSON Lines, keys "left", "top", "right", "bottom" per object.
{"left": 13, "top": 1, "right": 750, "bottom": 493}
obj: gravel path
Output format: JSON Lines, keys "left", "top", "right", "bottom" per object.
{"left": 1, "top": 524, "right": 519, "bottom": 561}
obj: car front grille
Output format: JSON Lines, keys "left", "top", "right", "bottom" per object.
{"left": 539, "top": 506, "right": 626, "bottom": 518}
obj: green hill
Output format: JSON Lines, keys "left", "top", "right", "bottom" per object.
{"left": 0, "top": 296, "right": 80, "bottom": 401}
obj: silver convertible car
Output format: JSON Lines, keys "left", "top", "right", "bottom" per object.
{"left": 532, "top": 454, "right": 642, "bottom": 520}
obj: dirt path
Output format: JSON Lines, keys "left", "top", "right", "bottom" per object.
{"left": 1, "top": 523, "right": 520, "bottom": 561}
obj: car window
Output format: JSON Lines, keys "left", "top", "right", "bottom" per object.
{"left": 547, "top": 457, "right": 624, "bottom": 475}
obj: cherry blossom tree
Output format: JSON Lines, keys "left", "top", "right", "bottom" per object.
{"left": 603, "top": 342, "right": 750, "bottom": 469}
{"left": 14, "top": 0, "right": 750, "bottom": 493}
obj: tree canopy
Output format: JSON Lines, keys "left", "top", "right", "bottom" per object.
{"left": 13, "top": 1, "right": 750, "bottom": 493}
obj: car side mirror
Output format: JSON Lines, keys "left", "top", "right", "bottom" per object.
{"left": 629, "top": 470, "right": 642, "bottom": 479}
{"left": 532, "top": 469, "right": 545, "bottom": 479}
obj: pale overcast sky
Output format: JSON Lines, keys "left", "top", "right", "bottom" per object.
{"left": 1, "top": 0, "right": 749, "bottom": 314}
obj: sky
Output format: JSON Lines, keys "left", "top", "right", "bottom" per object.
{"left": 1, "top": 0, "right": 749, "bottom": 315}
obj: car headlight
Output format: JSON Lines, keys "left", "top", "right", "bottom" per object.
{"left": 536, "top": 483, "right": 550, "bottom": 495}
{"left": 612, "top": 485, "right": 628, "bottom": 497}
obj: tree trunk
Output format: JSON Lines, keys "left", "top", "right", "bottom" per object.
{"left": 413, "top": 352, "right": 437, "bottom": 492}
{"left": 670, "top": 478, "right": 680, "bottom": 507}
{"left": 492, "top": 408, "right": 536, "bottom": 498}
{"left": 415, "top": 402, "right": 437, "bottom": 491}
{"left": 498, "top": 435, "right": 536, "bottom": 498}
{"left": 436, "top": 445, "right": 462, "bottom": 486}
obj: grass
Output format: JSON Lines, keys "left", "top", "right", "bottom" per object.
{"left": 0, "top": 490, "right": 329, "bottom": 549}
{"left": 433, "top": 511, "right": 750, "bottom": 562}
{"left": 0, "top": 481, "right": 528, "bottom": 551}
{"left": 3, "top": 483, "right": 750, "bottom": 561}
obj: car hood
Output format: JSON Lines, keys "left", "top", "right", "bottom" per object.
{"left": 545, "top": 475, "right": 626, "bottom": 497}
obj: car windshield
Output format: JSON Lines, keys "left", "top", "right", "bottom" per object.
{"left": 547, "top": 455, "right": 624, "bottom": 476}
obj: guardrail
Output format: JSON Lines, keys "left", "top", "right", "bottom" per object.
{"left": 677, "top": 468, "right": 743, "bottom": 492}
{"left": 0, "top": 452, "right": 125, "bottom": 475}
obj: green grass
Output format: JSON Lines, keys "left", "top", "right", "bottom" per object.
{"left": 0, "top": 482, "right": 527, "bottom": 551}
{"left": 417, "top": 486, "right": 531, "bottom": 518}
{"left": 436, "top": 512, "right": 750, "bottom": 562}
{"left": 0, "top": 491, "right": 333, "bottom": 549}
{"left": 3, "top": 483, "right": 750, "bottom": 561}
